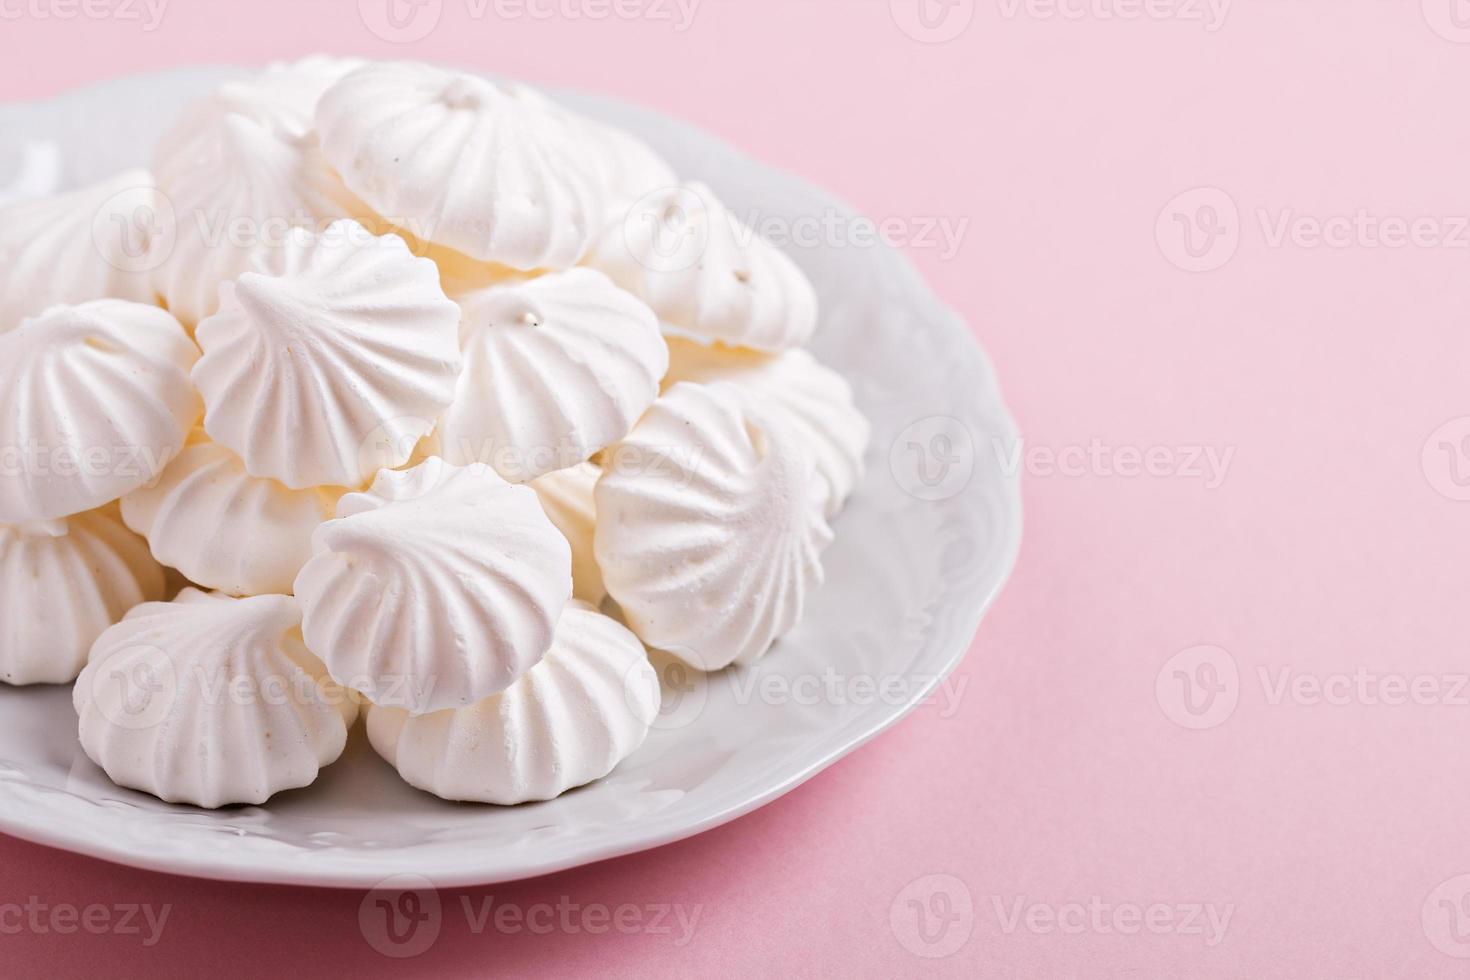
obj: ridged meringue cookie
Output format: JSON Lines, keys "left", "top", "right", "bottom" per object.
{"left": 152, "top": 112, "right": 366, "bottom": 328}
{"left": 0, "top": 507, "right": 166, "bottom": 686}
{"left": 315, "top": 62, "right": 602, "bottom": 270}
{"left": 294, "top": 459, "right": 572, "bottom": 714}
{"left": 531, "top": 462, "right": 606, "bottom": 606}
{"left": 664, "top": 338, "right": 869, "bottom": 517}
{"left": 366, "top": 601, "right": 659, "bottom": 804}
{"left": 580, "top": 118, "right": 678, "bottom": 224}
{"left": 434, "top": 268, "right": 668, "bottom": 482}
{"left": 0, "top": 301, "right": 200, "bottom": 524}
{"left": 73, "top": 589, "right": 356, "bottom": 809}
{"left": 0, "top": 169, "right": 161, "bottom": 326}
{"left": 584, "top": 181, "right": 818, "bottom": 352}
{"left": 596, "top": 382, "right": 833, "bottom": 671}
{"left": 193, "top": 219, "right": 461, "bottom": 490}
{"left": 120, "top": 434, "right": 345, "bottom": 597}
{"left": 153, "top": 55, "right": 366, "bottom": 187}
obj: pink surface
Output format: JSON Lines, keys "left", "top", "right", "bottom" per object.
{"left": 4, "top": 1, "right": 1470, "bottom": 976}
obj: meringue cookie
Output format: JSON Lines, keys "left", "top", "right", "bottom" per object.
{"left": 531, "top": 462, "right": 606, "bottom": 606}
{"left": 315, "top": 61, "right": 602, "bottom": 270}
{"left": 294, "top": 459, "right": 572, "bottom": 714}
{"left": 580, "top": 117, "right": 678, "bottom": 223}
{"left": 584, "top": 181, "right": 818, "bottom": 352}
{"left": 0, "top": 169, "right": 161, "bottom": 326}
{"left": 120, "top": 434, "right": 345, "bottom": 597}
{"left": 434, "top": 268, "right": 668, "bottom": 482}
{"left": 153, "top": 55, "right": 366, "bottom": 187}
{"left": 0, "top": 301, "right": 199, "bottom": 524}
{"left": 664, "top": 338, "right": 869, "bottom": 517}
{"left": 193, "top": 219, "right": 461, "bottom": 490}
{"left": 365, "top": 601, "right": 659, "bottom": 804}
{"left": 0, "top": 507, "right": 166, "bottom": 686}
{"left": 152, "top": 112, "right": 366, "bottom": 328}
{"left": 596, "top": 382, "right": 833, "bottom": 671}
{"left": 73, "top": 589, "right": 356, "bottom": 809}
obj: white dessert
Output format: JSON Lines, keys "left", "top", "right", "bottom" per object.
{"left": 531, "top": 461, "right": 607, "bottom": 607}
{"left": 0, "top": 58, "right": 871, "bottom": 810}
{"left": 315, "top": 61, "right": 601, "bottom": 271}
{"left": 579, "top": 117, "right": 678, "bottom": 224}
{"left": 294, "top": 459, "right": 572, "bottom": 714}
{"left": 365, "top": 601, "right": 660, "bottom": 804}
{"left": 192, "top": 219, "right": 461, "bottom": 490}
{"left": 433, "top": 268, "right": 668, "bottom": 482}
{"left": 0, "top": 507, "right": 166, "bottom": 685}
{"left": 0, "top": 301, "right": 199, "bottom": 524}
{"left": 595, "top": 381, "right": 834, "bottom": 671}
{"left": 154, "top": 55, "right": 365, "bottom": 178}
{"left": 584, "top": 180, "right": 818, "bottom": 352}
{"left": 120, "top": 433, "right": 344, "bottom": 597}
{"left": 0, "top": 170, "right": 161, "bottom": 326}
{"left": 664, "top": 337, "right": 869, "bottom": 517}
{"left": 73, "top": 589, "right": 356, "bottom": 809}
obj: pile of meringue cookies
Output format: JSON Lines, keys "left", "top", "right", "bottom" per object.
{"left": 0, "top": 57, "right": 869, "bottom": 810}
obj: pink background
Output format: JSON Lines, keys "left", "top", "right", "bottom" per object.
{"left": 5, "top": 0, "right": 1470, "bottom": 976}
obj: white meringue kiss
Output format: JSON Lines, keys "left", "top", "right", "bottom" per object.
{"left": 585, "top": 181, "right": 818, "bottom": 352}
{"left": 193, "top": 220, "right": 461, "bottom": 490}
{"left": 74, "top": 589, "right": 357, "bottom": 809}
{"left": 121, "top": 435, "right": 345, "bottom": 597}
{"left": 152, "top": 112, "right": 366, "bottom": 328}
{"left": 0, "top": 169, "right": 161, "bottom": 326}
{"left": 595, "top": 382, "right": 833, "bottom": 671}
{"left": 435, "top": 268, "right": 668, "bottom": 482}
{"left": 315, "top": 61, "right": 602, "bottom": 270}
{"left": 294, "top": 459, "right": 572, "bottom": 714}
{"left": 0, "top": 301, "right": 199, "bottom": 524}
{"left": 665, "top": 338, "right": 869, "bottom": 517}
{"left": 153, "top": 55, "right": 365, "bottom": 182}
{"left": 0, "top": 507, "right": 166, "bottom": 685}
{"left": 366, "top": 601, "right": 660, "bottom": 804}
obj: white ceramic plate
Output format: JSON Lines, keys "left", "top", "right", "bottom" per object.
{"left": 0, "top": 67, "right": 1022, "bottom": 888}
